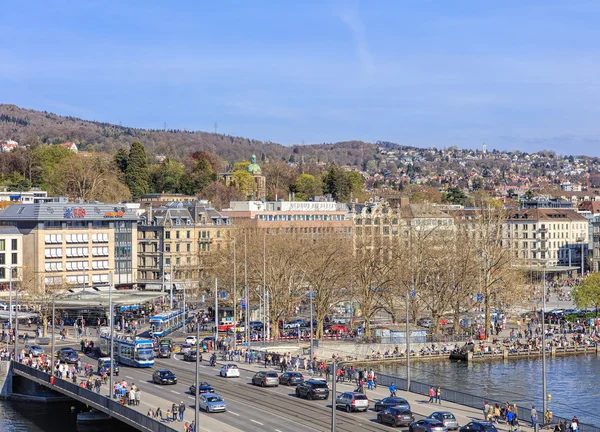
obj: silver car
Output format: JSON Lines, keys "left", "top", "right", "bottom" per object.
{"left": 252, "top": 371, "right": 279, "bottom": 387}
{"left": 429, "top": 412, "right": 459, "bottom": 430}
{"left": 336, "top": 392, "right": 369, "bottom": 413}
{"left": 25, "top": 344, "right": 44, "bottom": 357}
{"left": 197, "top": 393, "right": 226, "bottom": 413}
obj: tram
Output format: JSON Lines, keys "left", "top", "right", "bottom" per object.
{"left": 149, "top": 309, "right": 187, "bottom": 338}
{"left": 99, "top": 331, "right": 154, "bottom": 367}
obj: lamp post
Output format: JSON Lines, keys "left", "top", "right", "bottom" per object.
{"left": 169, "top": 264, "right": 174, "bottom": 310}
{"left": 541, "top": 266, "right": 547, "bottom": 418}
{"left": 194, "top": 320, "right": 200, "bottom": 430}
{"left": 214, "top": 278, "right": 218, "bottom": 343}
{"left": 232, "top": 238, "right": 237, "bottom": 350}
{"left": 309, "top": 286, "right": 314, "bottom": 364}
{"left": 109, "top": 271, "right": 114, "bottom": 399}
{"left": 51, "top": 293, "right": 56, "bottom": 371}
{"left": 331, "top": 360, "right": 337, "bottom": 432}
{"left": 406, "top": 287, "right": 411, "bottom": 392}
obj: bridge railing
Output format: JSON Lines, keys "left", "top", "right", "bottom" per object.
{"left": 12, "top": 362, "right": 176, "bottom": 432}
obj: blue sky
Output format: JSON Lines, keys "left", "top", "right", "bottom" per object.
{"left": 2, "top": 0, "right": 600, "bottom": 156}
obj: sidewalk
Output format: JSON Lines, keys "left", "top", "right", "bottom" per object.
{"left": 217, "top": 356, "right": 535, "bottom": 432}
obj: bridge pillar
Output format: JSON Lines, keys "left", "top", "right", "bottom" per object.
{"left": 0, "top": 361, "right": 13, "bottom": 398}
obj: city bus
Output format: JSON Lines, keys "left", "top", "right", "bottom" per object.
{"left": 149, "top": 309, "right": 187, "bottom": 338}
{"left": 99, "top": 331, "right": 154, "bottom": 368}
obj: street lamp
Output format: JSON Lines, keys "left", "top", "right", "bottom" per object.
{"left": 541, "top": 266, "right": 547, "bottom": 419}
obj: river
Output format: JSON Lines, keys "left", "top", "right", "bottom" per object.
{"left": 0, "top": 400, "right": 137, "bottom": 432}
{"left": 374, "top": 354, "right": 600, "bottom": 426}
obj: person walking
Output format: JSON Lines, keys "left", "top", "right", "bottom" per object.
{"left": 483, "top": 401, "right": 491, "bottom": 421}
{"left": 389, "top": 382, "right": 397, "bottom": 397}
{"left": 179, "top": 401, "right": 186, "bottom": 421}
{"left": 429, "top": 386, "right": 436, "bottom": 403}
{"left": 506, "top": 409, "right": 516, "bottom": 432}
{"left": 531, "top": 406, "right": 538, "bottom": 427}
{"left": 436, "top": 386, "right": 442, "bottom": 404}
{"left": 172, "top": 402, "right": 179, "bottom": 422}
{"left": 571, "top": 416, "right": 579, "bottom": 432}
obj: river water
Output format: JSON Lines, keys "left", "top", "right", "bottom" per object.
{"left": 374, "top": 354, "right": 600, "bottom": 426}
{"left": 0, "top": 400, "right": 137, "bottom": 432}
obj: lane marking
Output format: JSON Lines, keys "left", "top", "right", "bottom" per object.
{"left": 126, "top": 376, "right": 134, "bottom": 379}
{"left": 171, "top": 390, "right": 181, "bottom": 394}
{"left": 229, "top": 411, "right": 240, "bottom": 416}
{"left": 250, "top": 419, "right": 264, "bottom": 425}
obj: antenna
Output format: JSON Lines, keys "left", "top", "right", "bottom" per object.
{"left": 214, "top": 122, "right": 219, "bottom": 134}
{"left": 163, "top": 122, "right": 167, "bottom": 131}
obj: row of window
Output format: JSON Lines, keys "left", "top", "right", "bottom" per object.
{"left": 44, "top": 260, "right": 110, "bottom": 272}
{"left": 0, "top": 252, "right": 18, "bottom": 266}
{"left": 0, "top": 239, "right": 18, "bottom": 251}
{"left": 45, "top": 247, "right": 110, "bottom": 258}
{"left": 44, "top": 233, "right": 110, "bottom": 244}
{"left": 257, "top": 214, "right": 346, "bottom": 222}
{"left": 165, "top": 243, "right": 192, "bottom": 252}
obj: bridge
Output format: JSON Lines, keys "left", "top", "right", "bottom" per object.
{"left": 11, "top": 361, "right": 176, "bottom": 432}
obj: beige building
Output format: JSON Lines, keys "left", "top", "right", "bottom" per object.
{"left": 503, "top": 208, "right": 588, "bottom": 268}
{"left": 0, "top": 203, "right": 138, "bottom": 289}
{"left": 137, "top": 201, "right": 232, "bottom": 289}
{"left": 0, "top": 227, "right": 23, "bottom": 288}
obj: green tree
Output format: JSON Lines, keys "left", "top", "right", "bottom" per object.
{"left": 572, "top": 274, "right": 600, "bottom": 317}
{"left": 233, "top": 161, "right": 250, "bottom": 171}
{"left": 443, "top": 186, "right": 469, "bottom": 206}
{"left": 324, "top": 164, "right": 351, "bottom": 201}
{"left": 293, "top": 174, "right": 322, "bottom": 200}
{"left": 31, "top": 145, "right": 72, "bottom": 188}
{"left": 150, "top": 159, "right": 184, "bottom": 193}
{"left": 125, "top": 141, "right": 149, "bottom": 200}
{"left": 114, "top": 148, "right": 129, "bottom": 173}
{"left": 183, "top": 155, "right": 217, "bottom": 195}
{"left": 231, "top": 170, "right": 256, "bottom": 197}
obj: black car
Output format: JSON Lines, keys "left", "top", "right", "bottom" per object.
{"left": 152, "top": 369, "right": 177, "bottom": 385}
{"left": 279, "top": 372, "right": 304, "bottom": 386}
{"left": 374, "top": 397, "right": 411, "bottom": 412}
{"left": 295, "top": 379, "right": 330, "bottom": 400}
{"left": 184, "top": 350, "right": 202, "bottom": 362}
{"left": 57, "top": 348, "right": 79, "bottom": 364}
{"left": 156, "top": 345, "right": 171, "bottom": 359}
{"left": 378, "top": 408, "right": 415, "bottom": 427}
{"left": 459, "top": 422, "right": 498, "bottom": 432}
{"left": 189, "top": 382, "right": 214, "bottom": 395}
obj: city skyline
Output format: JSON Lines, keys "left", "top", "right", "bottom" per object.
{"left": 3, "top": 1, "right": 600, "bottom": 155}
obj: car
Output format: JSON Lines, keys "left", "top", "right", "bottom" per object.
{"left": 156, "top": 345, "right": 171, "bottom": 359}
{"left": 335, "top": 392, "right": 369, "bottom": 413}
{"left": 57, "top": 347, "right": 79, "bottom": 364}
{"left": 252, "top": 371, "right": 279, "bottom": 387}
{"left": 196, "top": 393, "right": 227, "bottom": 413}
{"left": 25, "top": 344, "right": 44, "bottom": 357}
{"left": 185, "top": 336, "right": 197, "bottom": 345}
{"left": 97, "top": 357, "right": 119, "bottom": 376}
{"left": 428, "top": 412, "right": 459, "bottom": 430}
{"left": 183, "top": 350, "right": 202, "bottom": 362}
{"left": 295, "top": 379, "right": 330, "bottom": 400}
{"left": 179, "top": 343, "right": 193, "bottom": 355}
{"left": 159, "top": 338, "right": 173, "bottom": 350}
{"left": 279, "top": 371, "right": 304, "bottom": 386}
{"left": 374, "top": 397, "right": 411, "bottom": 412}
{"left": 459, "top": 422, "right": 498, "bottom": 432}
{"left": 220, "top": 364, "right": 240, "bottom": 378}
{"left": 152, "top": 369, "right": 177, "bottom": 385}
{"left": 189, "top": 382, "right": 214, "bottom": 395}
{"left": 410, "top": 419, "right": 449, "bottom": 432}
{"left": 283, "top": 319, "right": 305, "bottom": 329}
{"left": 378, "top": 408, "right": 415, "bottom": 427}
{"left": 249, "top": 321, "right": 264, "bottom": 330}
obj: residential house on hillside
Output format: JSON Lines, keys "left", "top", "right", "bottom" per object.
{"left": 1, "top": 139, "right": 19, "bottom": 152}
{"left": 59, "top": 142, "right": 78, "bottom": 153}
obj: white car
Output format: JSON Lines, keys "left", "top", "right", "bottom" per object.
{"left": 220, "top": 364, "right": 240, "bottom": 378}
{"left": 185, "top": 336, "right": 197, "bottom": 345}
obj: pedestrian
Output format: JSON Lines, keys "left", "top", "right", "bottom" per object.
{"left": 436, "top": 386, "right": 442, "bottom": 404}
{"left": 571, "top": 416, "right": 579, "bottom": 432}
{"left": 483, "top": 401, "right": 491, "bottom": 421}
{"left": 389, "top": 382, "right": 397, "bottom": 397}
{"left": 147, "top": 408, "right": 154, "bottom": 417}
{"left": 179, "top": 401, "right": 186, "bottom": 421}
{"left": 544, "top": 409, "right": 553, "bottom": 427}
{"left": 506, "top": 409, "right": 516, "bottom": 432}
{"left": 531, "top": 406, "right": 538, "bottom": 427}
{"left": 494, "top": 404, "right": 501, "bottom": 423}
{"left": 184, "top": 422, "right": 190, "bottom": 432}
{"left": 156, "top": 407, "right": 163, "bottom": 420}
{"left": 135, "top": 387, "right": 141, "bottom": 406}
{"left": 172, "top": 402, "right": 179, "bottom": 422}
{"left": 429, "top": 386, "right": 435, "bottom": 403}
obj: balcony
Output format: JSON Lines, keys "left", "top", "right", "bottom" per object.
{"left": 538, "top": 228, "right": 547, "bottom": 233}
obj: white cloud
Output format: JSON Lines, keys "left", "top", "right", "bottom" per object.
{"left": 337, "top": 6, "right": 375, "bottom": 76}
